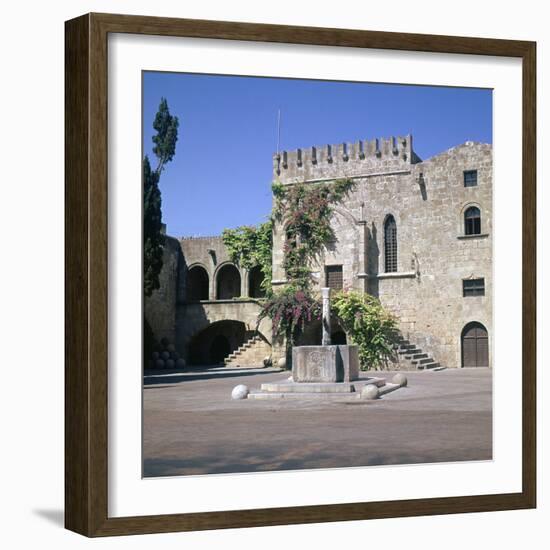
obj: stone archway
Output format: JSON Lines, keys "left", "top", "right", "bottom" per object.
{"left": 209, "top": 334, "right": 231, "bottom": 364}
{"left": 216, "top": 264, "right": 241, "bottom": 300}
{"left": 188, "top": 320, "right": 246, "bottom": 365}
{"left": 186, "top": 265, "right": 209, "bottom": 301}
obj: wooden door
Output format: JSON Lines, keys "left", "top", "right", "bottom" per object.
{"left": 461, "top": 322, "right": 489, "bottom": 367}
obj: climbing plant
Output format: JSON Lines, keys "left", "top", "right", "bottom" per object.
{"left": 332, "top": 290, "right": 398, "bottom": 370}
{"left": 256, "top": 284, "right": 322, "bottom": 345}
{"left": 221, "top": 220, "right": 273, "bottom": 296}
{"left": 271, "top": 178, "right": 355, "bottom": 288}
{"left": 254, "top": 178, "right": 356, "bottom": 367}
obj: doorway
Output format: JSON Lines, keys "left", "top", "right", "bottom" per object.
{"left": 461, "top": 322, "right": 489, "bottom": 367}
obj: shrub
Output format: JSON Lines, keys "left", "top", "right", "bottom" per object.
{"left": 332, "top": 290, "right": 398, "bottom": 370}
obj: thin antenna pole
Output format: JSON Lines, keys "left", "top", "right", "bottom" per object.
{"left": 276, "top": 108, "right": 281, "bottom": 154}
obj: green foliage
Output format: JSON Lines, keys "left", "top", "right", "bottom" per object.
{"left": 221, "top": 221, "right": 273, "bottom": 296}
{"left": 143, "top": 98, "right": 179, "bottom": 297}
{"left": 257, "top": 285, "right": 321, "bottom": 344}
{"left": 152, "top": 97, "right": 180, "bottom": 173}
{"left": 332, "top": 290, "right": 398, "bottom": 370}
{"left": 271, "top": 178, "right": 355, "bottom": 288}
{"left": 143, "top": 155, "right": 164, "bottom": 297}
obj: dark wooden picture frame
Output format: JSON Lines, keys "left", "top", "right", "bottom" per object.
{"left": 65, "top": 12, "right": 536, "bottom": 537}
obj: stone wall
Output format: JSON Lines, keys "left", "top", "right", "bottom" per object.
{"left": 147, "top": 235, "right": 273, "bottom": 362}
{"left": 273, "top": 137, "right": 492, "bottom": 369}
{"left": 144, "top": 236, "right": 182, "bottom": 346}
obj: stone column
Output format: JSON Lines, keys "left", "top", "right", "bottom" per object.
{"left": 241, "top": 268, "right": 248, "bottom": 298}
{"left": 321, "top": 287, "right": 331, "bottom": 346}
{"left": 355, "top": 220, "right": 368, "bottom": 293}
{"left": 209, "top": 270, "right": 217, "bottom": 301}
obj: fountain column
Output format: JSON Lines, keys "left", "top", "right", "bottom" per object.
{"left": 321, "top": 287, "right": 331, "bottom": 346}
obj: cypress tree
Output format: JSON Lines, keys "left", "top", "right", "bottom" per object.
{"left": 143, "top": 98, "right": 179, "bottom": 297}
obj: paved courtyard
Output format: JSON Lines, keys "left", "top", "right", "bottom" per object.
{"left": 143, "top": 366, "right": 492, "bottom": 477}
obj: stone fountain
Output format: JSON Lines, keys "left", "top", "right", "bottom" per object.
{"left": 243, "top": 288, "right": 406, "bottom": 400}
{"left": 292, "top": 288, "right": 359, "bottom": 385}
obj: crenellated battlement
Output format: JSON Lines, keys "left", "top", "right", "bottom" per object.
{"left": 273, "top": 134, "right": 419, "bottom": 184}
{"left": 180, "top": 235, "right": 223, "bottom": 241}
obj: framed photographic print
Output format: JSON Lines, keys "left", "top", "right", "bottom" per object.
{"left": 65, "top": 13, "right": 536, "bottom": 537}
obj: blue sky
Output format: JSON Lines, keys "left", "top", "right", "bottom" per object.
{"left": 143, "top": 72, "right": 492, "bottom": 237}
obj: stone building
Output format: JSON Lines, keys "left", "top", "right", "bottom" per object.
{"left": 146, "top": 134, "right": 492, "bottom": 370}
{"left": 144, "top": 234, "right": 272, "bottom": 366}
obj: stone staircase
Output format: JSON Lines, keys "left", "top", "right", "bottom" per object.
{"left": 395, "top": 337, "right": 442, "bottom": 370}
{"left": 224, "top": 334, "right": 272, "bottom": 368}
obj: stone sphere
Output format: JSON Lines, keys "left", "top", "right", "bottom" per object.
{"left": 167, "top": 343, "right": 176, "bottom": 353}
{"left": 154, "top": 358, "right": 165, "bottom": 369}
{"left": 231, "top": 384, "right": 249, "bottom": 400}
{"left": 170, "top": 351, "right": 180, "bottom": 360}
{"left": 165, "top": 359, "right": 175, "bottom": 369}
{"left": 361, "top": 384, "right": 379, "bottom": 400}
{"left": 263, "top": 356, "right": 272, "bottom": 367}
{"left": 160, "top": 337, "right": 170, "bottom": 348}
{"left": 277, "top": 357, "right": 286, "bottom": 369}
{"left": 161, "top": 350, "right": 171, "bottom": 361}
{"left": 176, "top": 358, "right": 186, "bottom": 369}
{"left": 392, "top": 373, "right": 408, "bottom": 387}
{"left": 151, "top": 351, "right": 160, "bottom": 360}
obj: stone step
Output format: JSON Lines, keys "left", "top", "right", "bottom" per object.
{"left": 417, "top": 362, "right": 440, "bottom": 370}
{"left": 399, "top": 344, "right": 416, "bottom": 350}
{"left": 398, "top": 348, "right": 420, "bottom": 355}
{"left": 412, "top": 358, "right": 434, "bottom": 366}
{"left": 225, "top": 334, "right": 272, "bottom": 367}
{"left": 249, "top": 379, "right": 399, "bottom": 400}
{"left": 396, "top": 334, "right": 441, "bottom": 372}
{"left": 248, "top": 392, "right": 357, "bottom": 401}
{"left": 261, "top": 382, "right": 356, "bottom": 393}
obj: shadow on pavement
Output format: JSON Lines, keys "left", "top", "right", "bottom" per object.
{"left": 144, "top": 367, "right": 284, "bottom": 386}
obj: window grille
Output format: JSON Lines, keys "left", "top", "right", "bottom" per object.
{"left": 384, "top": 215, "right": 398, "bottom": 272}
{"left": 325, "top": 265, "right": 343, "bottom": 290}
{"left": 463, "top": 278, "right": 485, "bottom": 297}
{"left": 464, "top": 206, "right": 481, "bottom": 235}
{"left": 464, "top": 170, "right": 478, "bottom": 187}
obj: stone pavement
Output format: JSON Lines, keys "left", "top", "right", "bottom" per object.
{"left": 143, "top": 366, "right": 492, "bottom": 477}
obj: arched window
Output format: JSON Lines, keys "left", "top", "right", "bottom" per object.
{"left": 186, "top": 265, "right": 209, "bottom": 301}
{"left": 216, "top": 264, "right": 241, "bottom": 300}
{"left": 384, "top": 215, "right": 397, "bottom": 273}
{"left": 248, "top": 265, "right": 265, "bottom": 298}
{"left": 464, "top": 206, "right": 481, "bottom": 235}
